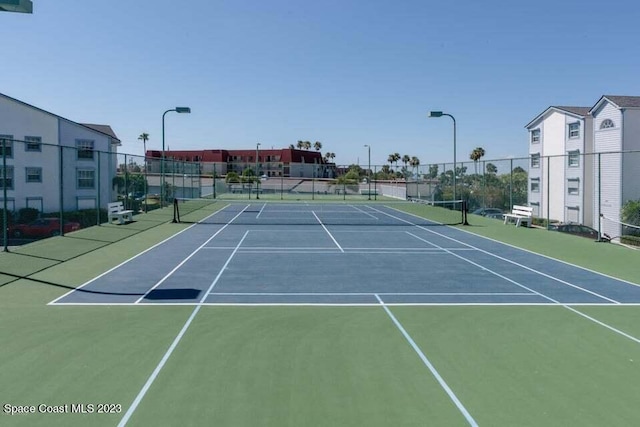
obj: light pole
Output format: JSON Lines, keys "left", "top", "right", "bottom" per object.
{"left": 255, "top": 142, "right": 261, "bottom": 200}
{"left": 364, "top": 144, "right": 371, "bottom": 200}
{"left": 428, "top": 111, "right": 456, "bottom": 201}
{"left": 161, "top": 107, "right": 191, "bottom": 207}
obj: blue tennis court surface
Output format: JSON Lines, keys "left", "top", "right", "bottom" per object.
{"left": 51, "top": 202, "right": 640, "bottom": 306}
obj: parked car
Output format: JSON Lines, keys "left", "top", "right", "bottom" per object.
{"left": 472, "top": 207, "right": 504, "bottom": 217}
{"left": 549, "top": 223, "right": 608, "bottom": 240}
{"left": 8, "top": 218, "right": 81, "bottom": 238}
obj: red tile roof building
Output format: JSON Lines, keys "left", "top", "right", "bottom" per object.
{"left": 146, "top": 148, "right": 335, "bottom": 178}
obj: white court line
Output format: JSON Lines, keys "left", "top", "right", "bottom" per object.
{"left": 375, "top": 207, "right": 619, "bottom": 304}
{"left": 375, "top": 294, "right": 478, "bottom": 427}
{"left": 117, "top": 230, "right": 249, "bottom": 426}
{"left": 349, "top": 204, "right": 378, "bottom": 219}
{"left": 134, "top": 206, "right": 250, "bottom": 303}
{"left": 208, "top": 292, "right": 535, "bottom": 296}
{"left": 52, "top": 302, "right": 640, "bottom": 307}
{"left": 48, "top": 203, "right": 232, "bottom": 305}
{"left": 373, "top": 206, "right": 640, "bottom": 346}
{"left": 312, "top": 211, "right": 344, "bottom": 252}
{"left": 256, "top": 203, "right": 266, "bottom": 218}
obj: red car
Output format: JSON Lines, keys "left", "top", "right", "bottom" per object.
{"left": 9, "top": 218, "right": 81, "bottom": 238}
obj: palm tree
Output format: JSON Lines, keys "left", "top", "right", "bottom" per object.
{"left": 313, "top": 141, "right": 322, "bottom": 151}
{"left": 296, "top": 140, "right": 304, "bottom": 150}
{"left": 410, "top": 156, "right": 420, "bottom": 179}
{"left": 469, "top": 147, "right": 486, "bottom": 174}
{"left": 486, "top": 162, "right": 497, "bottom": 174}
{"left": 138, "top": 132, "right": 150, "bottom": 159}
{"left": 393, "top": 152, "right": 401, "bottom": 172}
{"left": 402, "top": 154, "right": 410, "bottom": 169}
{"left": 289, "top": 144, "right": 295, "bottom": 149}
{"left": 303, "top": 140, "right": 312, "bottom": 150}
{"left": 387, "top": 153, "right": 401, "bottom": 172}
{"left": 324, "top": 152, "right": 336, "bottom": 163}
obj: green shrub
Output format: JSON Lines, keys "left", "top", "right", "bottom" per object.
{"left": 18, "top": 207, "right": 39, "bottom": 223}
{"left": 621, "top": 235, "right": 640, "bottom": 247}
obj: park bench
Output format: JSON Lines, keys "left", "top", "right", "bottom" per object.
{"left": 108, "top": 201, "right": 134, "bottom": 225}
{"left": 503, "top": 205, "right": 533, "bottom": 227}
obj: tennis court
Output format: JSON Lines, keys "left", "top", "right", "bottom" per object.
{"left": 3, "top": 200, "right": 640, "bottom": 426}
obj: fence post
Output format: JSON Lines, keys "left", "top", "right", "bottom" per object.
{"left": 509, "top": 158, "right": 513, "bottom": 209}
{"left": 597, "top": 153, "right": 602, "bottom": 239}
{"left": 2, "top": 138, "right": 8, "bottom": 252}
{"left": 59, "top": 146, "right": 64, "bottom": 236}
{"left": 97, "top": 150, "right": 101, "bottom": 226}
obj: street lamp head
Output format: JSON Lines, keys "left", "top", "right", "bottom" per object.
{"left": 175, "top": 107, "right": 191, "bottom": 113}
{"left": 428, "top": 111, "right": 443, "bottom": 118}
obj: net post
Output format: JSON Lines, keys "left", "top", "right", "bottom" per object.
{"left": 172, "top": 198, "right": 179, "bottom": 223}
{"left": 462, "top": 200, "right": 469, "bottom": 225}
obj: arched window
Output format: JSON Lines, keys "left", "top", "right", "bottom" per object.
{"left": 600, "top": 119, "right": 615, "bottom": 129}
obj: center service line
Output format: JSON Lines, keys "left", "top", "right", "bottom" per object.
{"left": 312, "top": 211, "right": 344, "bottom": 252}
{"left": 375, "top": 294, "right": 479, "bottom": 427}
{"left": 116, "top": 233, "right": 250, "bottom": 427}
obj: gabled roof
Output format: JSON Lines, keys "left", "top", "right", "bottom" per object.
{"left": 0, "top": 92, "right": 120, "bottom": 144}
{"left": 525, "top": 105, "right": 590, "bottom": 129}
{"left": 81, "top": 124, "right": 121, "bottom": 145}
{"left": 589, "top": 95, "right": 640, "bottom": 115}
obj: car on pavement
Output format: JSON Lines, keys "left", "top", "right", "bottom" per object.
{"left": 8, "top": 218, "right": 81, "bottom": 238}
{"left": 549, "top": 223, "right": 608, "bottom": 240}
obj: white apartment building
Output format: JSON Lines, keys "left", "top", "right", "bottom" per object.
{"left": 0, "top": 92, "right": 120, "bottom": 214}
{"left": 526, "top": 95, "right": 640, "bottom": 239}
{"left": 525, "top": 106, "right": 593, "bottom": 225}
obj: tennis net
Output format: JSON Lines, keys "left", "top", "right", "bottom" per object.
{"left": 600, "top": 215, "right": 640, "bottom": 247}
{"left": 172, "top": 198, "right": 468, "bottom": 227}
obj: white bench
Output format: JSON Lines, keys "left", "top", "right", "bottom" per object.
{"left": 108, "top": 201, "right": 134, "bottom": 224}
{"left": 359, "top": 188, "right": 379, "bottom": 196}
{"left": 503, "top": 205, "right": 533, "bottom": 227}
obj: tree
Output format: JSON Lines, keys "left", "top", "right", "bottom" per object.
{"left": 324, "top": 152, "right": 336, "bottom": 163}
{"left": 225, "top": 171, "right": 240, "bottom": 183}
{"left": 289, "top": 144, "right": 295, "bottom": 149}
{"left": 296, "top": 140, "right": 304, "bottom": 149}
{"left": 410, "top": 156, "right": 420, "bottom": 179}
{"left": 138, "top": 132, "right": 150, "bottom": 157}
{"left": 303, "top": 140, "right": 312, "bottom": 150}
{"left": 621, "top": 200, "right": 640, "bottom": 226}
{"left": 313, "top": 141, "right": 322, "bottom": 151}
{"left": 486, "top": 163, "right": 498, "bottom": 174}
{"left": 387, "top": 153, "right": 400, "bottom": 171}
{"left": 428, "top": 164, "right": 439, "bottom": 179}
{"left": 402, "top": 154, "right": 411, "bottom": 170}
{"left": 469, "top": 147, "right": 486, "bottom": 174}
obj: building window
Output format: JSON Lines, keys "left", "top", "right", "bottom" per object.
{"left": 77, "top": 169, "right": 95, "bottom": 189}
{"left": 25, "top": 136, "right": 42, "bottom": 152}
{"left": 568, "top": 150, "right": 580, "bottom": 167}
{"left": 26, "top": 197, "right": 43, "bottom": 212}
{"left": 600, "top": 119, "right": 614, "bottom": 129}
{"left": 531, "top": 153, "right": 540, "bottom": 168}
{"left": 0, "top": 135, "right": 13, "bottom": 158}
{"left": 531, "top": 129, "right": 540, "bottom": 144}
{"left": 568, "top": 122, "right": 580, "bottom": 138}
{"left": 567, "top": 178, "right": 580, "bottom": 195}
{"left": 0, "top": 166, "right": 14, "bottom": 189}
{"left": 25, "top": 167, "right": 42, "bottom": 183}
{"left": 530, "top": 178, "right": 540, "bottom": 193}
{"left": 76, "top": 139, "right": 94, "bottom": 160}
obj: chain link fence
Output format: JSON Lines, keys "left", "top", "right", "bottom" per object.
{"left": 2, "top": 137, "right": 639, "bottom": 247}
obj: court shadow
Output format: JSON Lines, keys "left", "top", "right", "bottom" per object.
{"left": 144, "top": 288, "right": 202, "bottom": 300}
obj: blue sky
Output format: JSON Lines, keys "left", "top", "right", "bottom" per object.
{"left": 4, "top": 0, "right": 640, "bottom": 166}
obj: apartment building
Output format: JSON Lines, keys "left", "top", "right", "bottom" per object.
{"left": 0, "top": 92, "right": 120, "bottom": 214}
